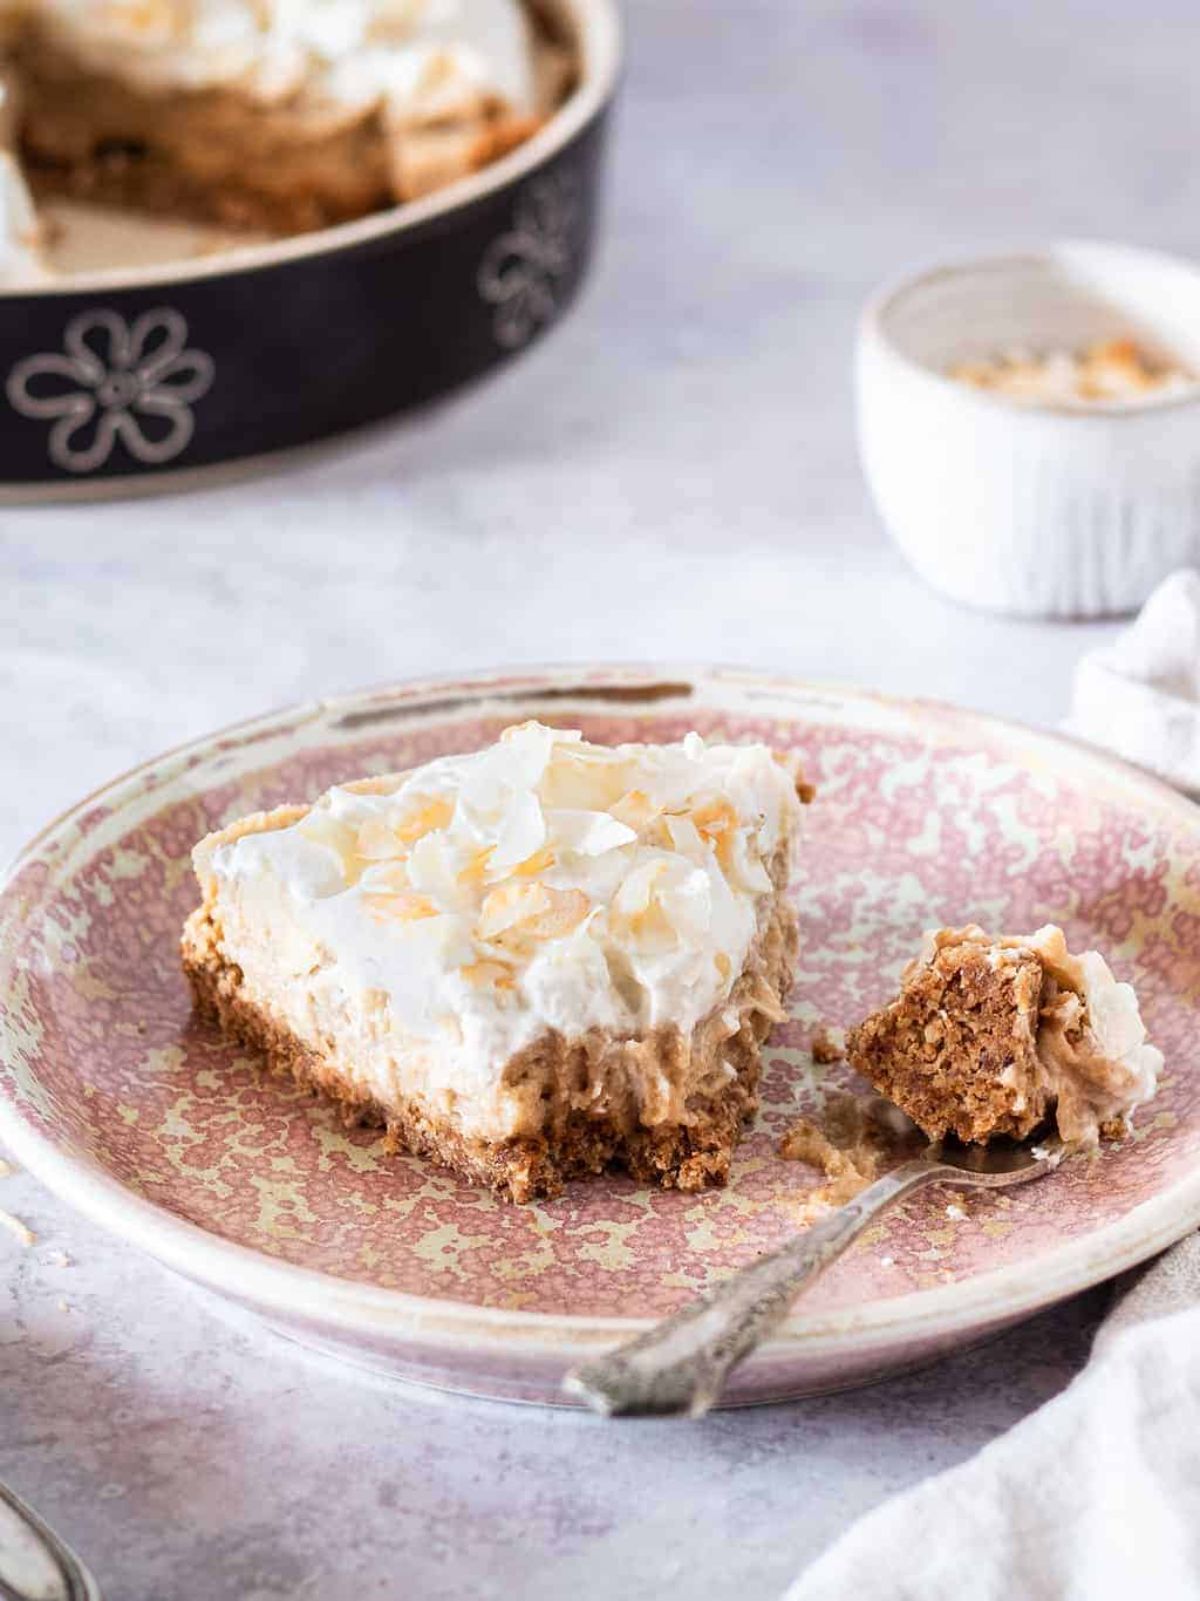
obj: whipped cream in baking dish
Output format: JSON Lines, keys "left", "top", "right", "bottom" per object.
{"left": 0, "top": 65, "right": 43, "bottom": 281}
{"left": 194, "top": 723, "right": 807, "bottom": 1138}
{"left": 2, "top": 0, "right": 539, "bottom": 110}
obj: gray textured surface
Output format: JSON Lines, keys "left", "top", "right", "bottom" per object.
{"left": 0, "top": 0, "right": 1183, "bottom": 1594}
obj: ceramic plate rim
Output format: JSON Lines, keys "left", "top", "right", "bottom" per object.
{"left": 3, "top": 663, "right": 1200, "bottom": 1365}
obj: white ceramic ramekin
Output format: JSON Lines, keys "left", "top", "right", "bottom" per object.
{"left": 856, "top": 242, "right": 1200, "bottom": 617}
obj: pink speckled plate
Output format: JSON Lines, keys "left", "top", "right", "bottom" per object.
{"left": 2, "top": 667, "right": 1199, "bottom": 1406}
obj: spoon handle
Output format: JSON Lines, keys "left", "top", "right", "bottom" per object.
{"left": 564, "top": 1159, "right": 944, "bottom": 1418}
{"left": 0, "top": 1484, "right": 102, "bottom": 1601}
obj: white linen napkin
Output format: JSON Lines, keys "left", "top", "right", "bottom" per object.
{"left": 1067, "top": 568, "right": 1200, "bottom": 796}
{"left": 785, "top": 1236, "right": 1200, "bottom": 1601}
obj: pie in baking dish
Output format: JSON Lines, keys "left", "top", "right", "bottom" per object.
{"left": 0, "top": 0, "right": 574, "bottom": 264}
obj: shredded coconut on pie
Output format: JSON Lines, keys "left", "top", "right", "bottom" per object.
{"left": 183, "top": 722, "right": 810, "bottom": 1201}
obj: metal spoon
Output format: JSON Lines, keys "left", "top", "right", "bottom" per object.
{"left": 564, "top": 1135, "right": 1066, "bottom": 1418}
{"left": 0, "top": 1482, "right": 102, "bottom": 1601}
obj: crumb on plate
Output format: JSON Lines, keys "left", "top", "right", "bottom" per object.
{"left": 778, "top": 1094, "right": 891, "bottom": 1220}
{"left": 0, "top": 1208, "right": 35, "bottom": 1247}
{"left": 810, "top": 1025, "right": 846, "bottom": 1064}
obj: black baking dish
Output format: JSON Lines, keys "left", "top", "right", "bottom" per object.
{"left": 0, "top": 0, "right": 620, "bottom": 497}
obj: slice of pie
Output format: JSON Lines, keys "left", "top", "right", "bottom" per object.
{"left": 182, "top": 722, "right": 811, "bottom": 1202}
{"left": 0, "top": 0, "right": 574, "bottom": 242}
{"left": 846, "top": 925, "right": 1162, "bottom": 1147}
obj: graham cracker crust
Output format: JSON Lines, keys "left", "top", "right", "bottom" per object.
{"left": 847, "top": 940, "right": 1050, "bottom": 1143}
{"left": 182, "top": 891, "right": 798, "bottom": 1204}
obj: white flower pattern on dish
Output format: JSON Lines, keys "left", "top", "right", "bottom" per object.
{"left": 477, "top": 172, "right": 580, "bottom": 349}
{"left": 6, "top": 309, "right": 215, "bottom": 473}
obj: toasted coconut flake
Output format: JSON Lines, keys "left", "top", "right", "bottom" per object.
{"left": 689, "top": 797, "right": 738, "bottom": 837}
{"left": 610, "top": 789, "right": 659, "bottom": 832}
{"left": 478, "top": 881, "right": 552, "bottom": 938}
{"left": 530, "top": 887, "right": 591, "bottom": 940}
{"left": 688, "top": 798, "right": 742, "bottom": 872}
{"left": 460, "top": 959, "right": 516, "bottom": 990}
{"left": 511, "top": 845, "right": 557, "bottom": 878}
{"left": 478, "top": 882, "right": 590, "bottom": 943}
{"left": 613, "top": 862, "right": 684, "bottom": 953}
{"left": 725, "top": 828, "right": 773, "bottom": 893}
{"left": 458, "top": 846, "right": 496, "bottom": 886}
{"left": 358, "top": 797, "right": 454, "bottom": 860}
{"left": 664, "top": 814, "right": 705, "bottom": 859}
{"left": 368, "top": 890, "right": 441, "bottom": 923}
{"left": 359, "top": 859, "right": 412, "bottom": 893}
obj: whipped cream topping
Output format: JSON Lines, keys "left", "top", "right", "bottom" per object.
{"left": 5, "top": 0, "right": 538, "bottom": 113}
{"left": 0, "top": 65, "right": 43, "bottom": 286}
{"left": 919, "top": 923, "right": 1162, "bottom": 1141}
{"left": 199, "top": 724, "right": 806, "bottom": 1127}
